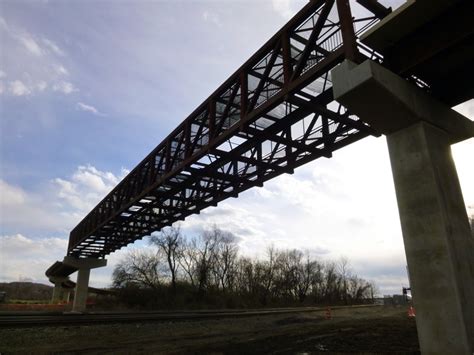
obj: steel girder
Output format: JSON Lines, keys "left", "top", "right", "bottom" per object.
{"left": 67, "top": 0, "right": 389, "bottom": 258}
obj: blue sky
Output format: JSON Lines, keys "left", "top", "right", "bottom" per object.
{"left": 1, "top": 0, "right": 472, "bottom": 295}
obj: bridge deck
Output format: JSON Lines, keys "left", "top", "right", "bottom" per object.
{"left": 53, "top": 0, "right": 472, "bottom": 261}
{"left": 361, "top": 0, "right": 474, "bottom": 106}
{"left": 66, "top": 0, "right": 389, "bottom": 258}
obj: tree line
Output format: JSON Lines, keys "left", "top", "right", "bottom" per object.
{"left": 112, "top": 226, "right": 377, "bottom": 309}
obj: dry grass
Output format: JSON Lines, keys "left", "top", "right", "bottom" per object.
{"left": 0, "top": 306, "right": 419, "bottom": 354}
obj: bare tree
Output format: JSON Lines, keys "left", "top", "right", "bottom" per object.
{"left": 337, "top": 256, "right": 351, "bottom": 304}
{"left": 211, "top": 228, "right": 239, "bottom": 292}
{"left": 112, "top": 249, "right": 164, "bottom": 289}
{"left": 260, "top": 245, "right": 277, "bottom": 304}
{"left": 177, "top": 237, "right": 200, "bottom": 287}
{"left": 195, "top": 226, "right": 221, "bottom": 292}
{"left": 295, "top": 252, "right": 319, "bottom": 302}
{"left": 234, "top": 257, "right": 254, "bottom": 295}
{"left": 323, "top": 261, "right": 339, "bottom": 303}
{"left": 150, "top": 226, "right": 182, "bottom": 291}
{"left": 113, "top": 229, "right": 378, "bottom": 308}
{"left": 309, "top": 258, "right": 324, "bottom": 301}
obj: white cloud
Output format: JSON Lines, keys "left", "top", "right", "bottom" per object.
{"left": 0, "top": 17, "right": 74, "bottom": 98}
{"left": 0, "top": 165, "right": 130, "bottom": 286}
{"left": 0, "top": 17, "right": 8, "bottom": 31}
{"left": 0, "top": 179, "right": 26, "bottom": 205}
{"left": 9, "top": 80, "right": 31, "bottom": 96}
{"left": 5, "top": 78, "right": 75, "bottom": 96}
{"left": 0, "top": 234, "right": 68, "bottom": 283}
{"left": 202, "top": 11, "right": 222, "bottom": 27}
{"left": 7, "top": 78, "right": 76, "bottom": 96}
{"left": 0, "top": 179, "right": 65, "bottom": 231}
{"left": 42, "top": 37, "right": 65, "bottom": 56}
{"left": 37, "top": 81, "right": 47, "bottom": 92}
{"left": 55, "top": 64, "right": 69, "bottom": 76}
{"left": 0, "top": 165, "right": 128, "bottom": 236}
{"left": 0, "top": 17, "right": 65, "bottom": 58}
{"left": 76, "top": 102, "right": 105, "bottom": 116}
{"left": 0, "top": 165, "right": 131, "bottom": 286}
{"left": 18, "top": 34, "right": 43, "bottom": 56}
{"left": 54, "top": 165, "right": 128, "bottom": 213}
{"left": 271, "top": 0, "right": 295, "bottom": 19}
{"left": 0, "top": 81, "right": 4, "bottom": 94}
{"left": 0, "top": 233, "right": 133, "bottom": 287}
{"left": 52, "top": 80, "right": 76, "bottom": 94}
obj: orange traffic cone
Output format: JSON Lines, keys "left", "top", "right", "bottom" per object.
{"left": 325, "top": 307, "right": 332, "bottom": 320}
{"left": 408, "top": 306, "right": 416, "bottom": 318}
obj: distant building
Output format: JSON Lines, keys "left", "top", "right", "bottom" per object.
{"left": 373, "top": 297, "right": 384, "bottom": 305}
{"left": 383, "top": 294, "right": 411, "bottom": 306}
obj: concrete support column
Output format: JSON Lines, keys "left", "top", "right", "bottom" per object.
{"left": 387, "top": 121, "right": 474, "bottom": 353}
{"left": 73, "top": 268, "right": 91, "bottom": 313}
{"left": 62, "top": 289, "right": 71, "bottom": 303}
{"left": 63, "top": 256, "right": 107, "bottom": 313}
{"left": 332, "top": 59, "right": 474, "bottom": 354}
{"left": 51, "top": 283, "right": 63, "bottom": 304}
{"left": 49, "top": 276, "right": 69, "bottom": 304}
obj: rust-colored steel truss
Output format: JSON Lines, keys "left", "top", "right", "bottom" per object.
{"left": 67, "top": 0, "right": 391, "bottom": 258}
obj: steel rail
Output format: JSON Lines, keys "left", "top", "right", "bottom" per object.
{"left": 0, "top": 304, "right": 381, "bottom": 327}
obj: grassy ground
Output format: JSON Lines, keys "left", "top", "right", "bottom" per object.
{"left": 0, "top": 306, "right": 419, "bottom": 354}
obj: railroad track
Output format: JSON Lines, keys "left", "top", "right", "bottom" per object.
{"left": 0, "top": 305, "right": 379, "bottom": 327}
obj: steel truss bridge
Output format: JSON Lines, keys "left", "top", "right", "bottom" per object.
{"left": 55, "top": 0, "right": 471, "bottom": 260}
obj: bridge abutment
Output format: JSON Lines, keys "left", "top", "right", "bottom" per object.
{"left": 332, "top": 59, "right": 474, "bottom": 354}
{"left": 63, "top": 256, "right": 107, "bottom": 313}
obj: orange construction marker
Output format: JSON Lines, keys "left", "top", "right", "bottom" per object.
{"left": 325, "top": 307, "right": 332, "bottom": 320}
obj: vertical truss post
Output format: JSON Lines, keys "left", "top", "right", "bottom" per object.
{"left": 336, "top": 0, "right": 359, "bottom": 61}
{"left": 256, "top": 144, "right": 263, "bottom": 181}
{"left": 285, "top": 125, "right": 294, "bottom": 167}
{"left": 322, "top": 116, "right": 330, "bottom": 150}
{"left": 208, "top": 99, "right": 216, "bottom": 139}
{"left": 184, "top": 120, "right": 191, "bottom": 158}
{"left": 240, "top": 71, "right": 248, "bottom": 120}
{"left": 165, "top": 138, "right": 172, "bottom": 172}
{"left": 233, "top": 160, "right": 239, "bottom": 195}
{"left": 239, "top": 71, "right": 249, "bottom": 133}
{"left": 282, "top": 31, "right": 293, "bottom": 86}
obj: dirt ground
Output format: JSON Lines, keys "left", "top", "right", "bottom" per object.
{"left": 0, "top": 306, "right": 419, "bottom": 354}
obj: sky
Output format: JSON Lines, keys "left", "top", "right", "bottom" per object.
{"left": 0, "top": 0, "right": 472, "bottom": 296}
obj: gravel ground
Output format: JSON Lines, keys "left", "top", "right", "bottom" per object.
{"left": 0, "top": 306, "right": 419, "bottom": 354}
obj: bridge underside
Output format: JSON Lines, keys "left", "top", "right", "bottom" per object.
{"left": 65, "top": 0, "right": 474, "bottom": 259}
{"left": 46, "top": 0, "right": 474, "bottom": 351}
{"left": 66, "top": 0, "right": 388, "bottom": 258}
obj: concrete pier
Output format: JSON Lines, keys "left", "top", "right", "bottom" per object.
{"left": 49, "top": 276, "right": 69, "bottom": 304}
{"left": 63, "top": 256, "right": 107, "bottom": 313}
{"left": 62, "top": 288, "right": 71, "bottom": 303}
{"left": 332, "top": 59, "right": 474, "bottom": 354}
